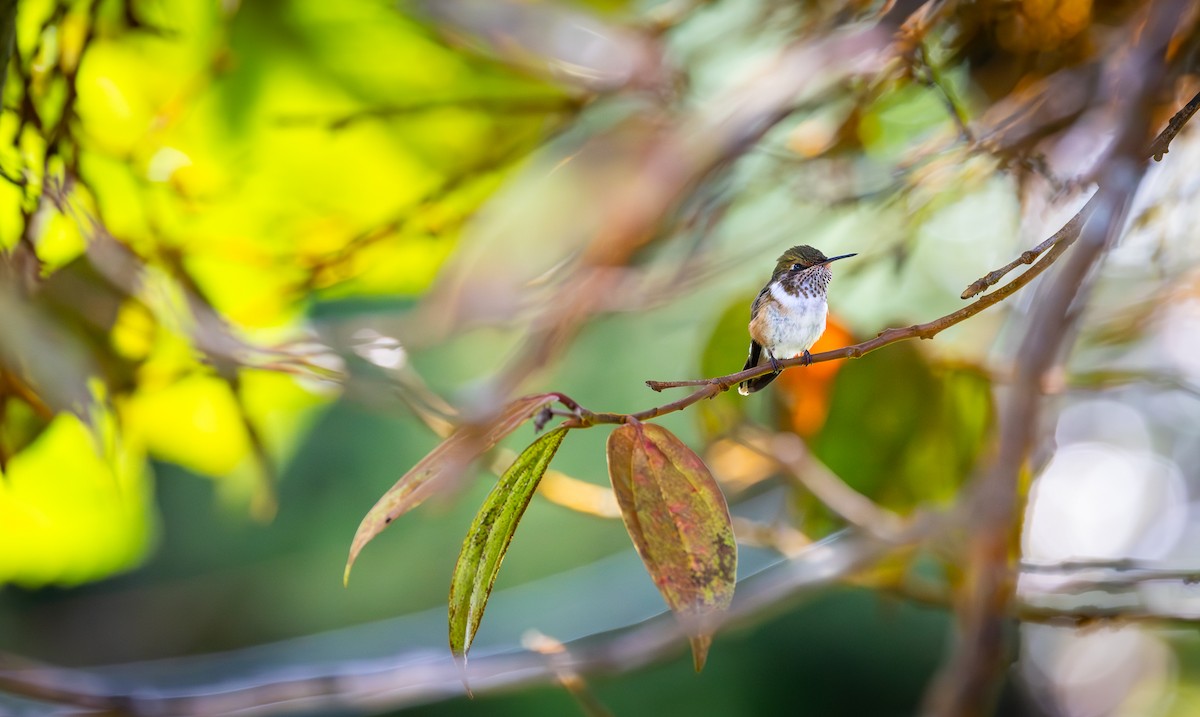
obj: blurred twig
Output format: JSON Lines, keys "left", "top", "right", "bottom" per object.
{"left": 521, "top": 631, "right": 614, "bottom": 717}
{"left": 0, "top": 529, "right": 896, "bottom": 716}
{"left": 276, "top": 95, "right": 584, "bottom": 131}
{"left": 913, "top": 41, "right": 972, "bottom": 143}
{"left": 1020, "top": 558, "right": 1200, "bottom": 592}
{"left": 730, "top": 516, "right": 812, "bottom": 557}
{"left": 13, "top": 533, "right": 1200, "bottom": 716}
{"left": 959, "top": 87, "right": 1200, "bottom": 300}
{"left": 461, "top": 25, "right": 891, "bottom": 402}
{"left": 922, "top": 4, "right": 1187, "bottom": 714}
{"left": 735, "top": 427, "right": 908, "bottom": 540}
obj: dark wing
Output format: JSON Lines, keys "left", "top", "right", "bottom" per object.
{"left": 742, "top": 340, "right": 762, "bottom": 373}
{"left": 739, "top": 340, "right": 763, "bottom": 395}
{"left": 738, "top": 285, "right": 777, "bottom": 395}
{"left": 749, "top": 283, "right": 771, "bottom": 320}
{"left": 739, "top": 369, "right": 779, "bottom": 394}
{"left": 738, "top": 341, "right": 779, "bottom": 395}
{"left": 739, "top": 338, "right": 781, "bottom": 394}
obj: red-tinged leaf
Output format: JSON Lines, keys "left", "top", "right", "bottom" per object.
{"left": 449, "top": 427, "right": 569, "bottom": 662}
{"left": 606, "top": 422, "right": 737, "bottom": 672}
{"left": 345, "top": 394, "right": 558, "bottom": 585}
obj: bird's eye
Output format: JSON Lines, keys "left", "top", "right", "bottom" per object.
{"left": 792, "top": 263, "right": 802, "bottom": 270}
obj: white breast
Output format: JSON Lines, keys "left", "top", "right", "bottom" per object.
{"left": 764, "top": 283, "right": 827, "bottom": 359}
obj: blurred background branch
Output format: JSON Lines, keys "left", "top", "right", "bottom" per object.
{"left": 10, "top": 532, "right": 1200, "bottom": 716}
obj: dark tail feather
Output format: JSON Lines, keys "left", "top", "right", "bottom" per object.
{"left": 738, "top": 341, "right": 777, "bottom": 395}
{"left": 738, "top": 371, "right": 778, "bottom": 395}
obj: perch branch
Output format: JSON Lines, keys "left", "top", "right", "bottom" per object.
{"left": 638, "top": 229, "right": 1073, "bottom": 399}
{"left": 632, "top": 87, "right": 1200, "bottom": 435}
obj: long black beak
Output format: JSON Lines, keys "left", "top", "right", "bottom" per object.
{"left": 820, "top": 253, "right": 857, "bottom": 265}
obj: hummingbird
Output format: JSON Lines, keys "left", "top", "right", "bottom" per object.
{"left": 738, "top": 245, "right": 856, "bottom": 395}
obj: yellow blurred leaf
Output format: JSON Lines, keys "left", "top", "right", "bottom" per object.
{"left": 34, "top": 210, "right": 86, "bottom": 271}
{"left": 536, "top": 468, "right": 621, "bottom": 518}
{"left": 0, "top": 412, "right": 152, "bottom": 587}
{"left": 123, "top": 372, "right": 250, "bottom": 477}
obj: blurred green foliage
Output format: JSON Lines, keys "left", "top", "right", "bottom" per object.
{"left": 812, "top": 345, "right": 992, "bottom": 513}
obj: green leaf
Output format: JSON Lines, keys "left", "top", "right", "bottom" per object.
{"left": 448, "top": 426, "right": 569, "bottom": 661}
{"left": 810, "top": 344, "right": 993, "bottom": 515}
{"left": 606, "top": 422, "right": 737, "bottom": 672}
{"left": 345, "top": 393, "right": 558, "bottom": 585}
{"left": 695, "top": 294, "right": 756, "bottom": 438}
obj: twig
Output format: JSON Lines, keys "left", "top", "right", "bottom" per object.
{"left": 914, "top": 41, "right": 972, "bottom": 143}
{"left": 927, "top": 99, "right": 1145, "bottom": 717}
{"left": 0, "top": 529, "right": 896, "bottom": 716}
{"left": 730, "top": 516, "right": 812, "bottom": 557}
{"left": 1148, "top": 88, "right": 1200, "bottom": 161}
{"left": 11, "top": 535, "right": 1200, "bottom": 716}
{"left": 468, "top": 26, "right": 892, "bottom": 401}
{"left": 959, "top": 86, "right": 1200, "bottom": 300}
{"left": 521, "top": 631, "right": 615, "bottom": 717}
{"left": 642, "top": 229, "right": 1074, "bottom": 397}
{"left": 891, "top": 570, "right": 1200, "bottom": 627}
{"left": 275, "top": 96, "right": 583, "bottom": 131}
{"left": 958, "top": 210, "right": 1088, "bottom": 300}
{"left": 1019, "top": 558, "right": 1200, "bottom": 586}
{"left": 736, "top": 428, "right": 907, "bottom": 540}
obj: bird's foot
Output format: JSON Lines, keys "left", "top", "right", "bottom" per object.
{"left": 800, "top": 350, "right": 813, "bottom": 366}
{"left": 767, "top": 352, "right": 782, "bottom": 374}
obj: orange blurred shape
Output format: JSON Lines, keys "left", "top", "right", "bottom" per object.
{"left": 776, "top": 314, "right": 853, "bottom": 437}
{"left": 705, "top": 437, "right": 778, "bottom": 491}
{"left": 537, "top": 469, "right": 621, "bottom": 518}
{"left": 993, "top": 0, "right": 1092, "bottom": 53}
{"left": 786, "top": 108, "right": 862, "bottom": 158}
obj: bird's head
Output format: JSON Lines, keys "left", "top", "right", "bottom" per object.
{"left": 772, "top": 245, "right": 856, "bottom": 278}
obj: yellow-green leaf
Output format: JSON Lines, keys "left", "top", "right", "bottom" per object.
{"left": 345, "top": 394, "right": 558, "bottom": 584}
{"left": 448, "top": 426, "right": 568, "bottom": 661}
{"left": 606, "top": 422, "right": 737, "bottom": 672}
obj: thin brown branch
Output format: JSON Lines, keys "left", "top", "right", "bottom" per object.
{"left": 1148, "top": 88, "right": 1200, "bottom": 161}
{"left": 960, "top": 86, "right": 1200, "bottom": 300}
{"left": 640, "top": 228, "right": 1074, "bottom": 400}
{"left": 958, "top": 210, "right": 1088, "bottom": 300}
